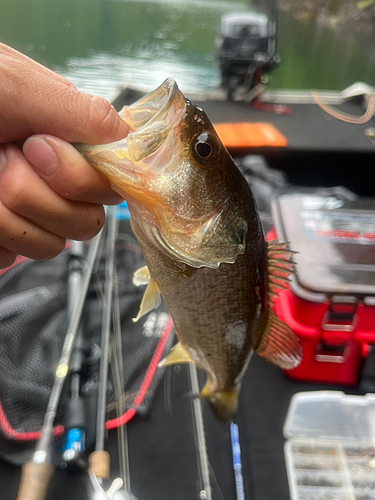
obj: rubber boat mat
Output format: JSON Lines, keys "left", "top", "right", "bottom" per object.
{"left": 213, "top": 122, "right": 288, "bottom": 148}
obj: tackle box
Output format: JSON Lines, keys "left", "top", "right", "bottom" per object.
{"left": 268, "top": 189, "right": 375, "bottom": 385}
{"left": 284, "top": 391, "right": 375, "bottom": 500}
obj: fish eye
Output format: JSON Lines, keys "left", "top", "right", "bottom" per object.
{"left": 192, "top": 132, "right": 219, "bottom": 165}
{"left": 195, "top": 141, "right": 212, "bottom": 158}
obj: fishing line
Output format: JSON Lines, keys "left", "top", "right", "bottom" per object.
{"left": 163, "top": 364, "right": 173, "bottom": 417}
{"left": 208, "top": 462, "right": 226, "bottom": 500}
{"left": 105, "top": 316, "right": 173, "bottom": 430}
{"left": 16, "top": 231, "right": 104, "bottom": 500}
{"left": 110, "top": 215, "right": 132, "bottom": 492}
{"left": 188, "top": 363, "right": 212, "bottom": 500}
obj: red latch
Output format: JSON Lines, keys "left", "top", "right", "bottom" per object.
{"left": 315, "top": 341, "right": 348, "bottom": 363}
{"left": 321, "top": 295, "right": 358, "bottom": 333}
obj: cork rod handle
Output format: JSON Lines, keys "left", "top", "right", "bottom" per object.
{"left": 89, "top": 450, "right": 110, "bottom": 480}
{"left": 16, "top": 461, "right": 54, "bottom": 500}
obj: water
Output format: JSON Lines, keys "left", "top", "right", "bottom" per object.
{"left": 1, "top": 0, "right": 375, "bottom": 100}
{"left": 272, "top": 10, "right": 375, "bottom": 91}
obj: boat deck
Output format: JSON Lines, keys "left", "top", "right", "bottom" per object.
{"left": 1, "top": 354, "right": 371, "bottom": 500}
{"left": 112, "top": 87, "right": 375, "bottom": 154}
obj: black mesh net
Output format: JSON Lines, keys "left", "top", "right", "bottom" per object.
{"left": 0, "top": 220, "right": 174, "bottom": 463}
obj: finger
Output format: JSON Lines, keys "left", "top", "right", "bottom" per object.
{"left": 0, "top": 145, "right": 105, "bottom": 240}
{"left": 0, "top": 247, "right": 16, "bottom": 269}
{"left": 23, "top": 135, "right": 124, "bottom": 204}
{"left": 0, "top": 199, "right": 66, "bottom": 261}
{"left": 0, "top": 44, "right": 130, "bottom": 144}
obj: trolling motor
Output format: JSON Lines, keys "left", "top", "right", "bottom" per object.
{"left": 215, "top": 1, "right": 280, "bottom": 101}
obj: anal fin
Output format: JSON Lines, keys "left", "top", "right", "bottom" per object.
{"left": 158, "top": 342, "right": 194, "bottom": 367}
{"left": 132, "top": 277, "right": 161, "bottom": 322}
{"left": 256, "top": 310, "right": 302, "bottom": 370}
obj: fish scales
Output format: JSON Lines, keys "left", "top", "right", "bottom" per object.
{"left": 131, "top": 209, "right": 261, "bottom": 392}
{"left": 79, "top": 78, "right": 302, "bottom": 420}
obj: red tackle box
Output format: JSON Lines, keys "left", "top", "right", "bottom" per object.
{"left": 268, "top": 189, "right": 375, "bottom": 386}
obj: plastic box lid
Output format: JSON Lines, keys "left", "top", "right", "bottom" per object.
{"left": 284, "top": 391, "right": 375, "bottom": 445}
{"left": 271, "top": 188, "right": 375, "bottom": 298}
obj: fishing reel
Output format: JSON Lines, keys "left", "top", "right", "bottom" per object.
{"left": 88, "top": 469, "right": 139, "bottom": 500}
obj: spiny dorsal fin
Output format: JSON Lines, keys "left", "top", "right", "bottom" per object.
{"left": 267, "top": 240, "right": 295, "bottom": 306}
{"left": 132, "top": 277, "right": 161, "bottom": 322}
{"left": 256, "top": 310, "right": 302, "bottom": 369}
{"left": 133, "top": 265, "right": 151, "bottom": 287}
{"left": 158, "top": 341, "right": 194, "bottom": 367}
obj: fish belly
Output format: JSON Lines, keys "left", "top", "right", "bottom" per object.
{"left": 131, "top": 218, "right": 264, "bottom": 393}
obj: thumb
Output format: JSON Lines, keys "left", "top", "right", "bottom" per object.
{"left": 0, "top": 43, "right": 130, "bottom": 145}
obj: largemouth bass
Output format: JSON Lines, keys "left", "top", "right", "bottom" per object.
{"left": 79, "top": 79, "right": 301, "bottom": 420}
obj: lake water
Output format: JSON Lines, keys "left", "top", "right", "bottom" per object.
{"left": 2, "top": 0, "right": 375, "bottom": 100}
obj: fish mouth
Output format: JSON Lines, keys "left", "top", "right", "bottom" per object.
{"left": 122, "top": 78, "right": 186, "bottom": 163}
{"left": 79, "top": 78, "right": 186, "bottom": 206}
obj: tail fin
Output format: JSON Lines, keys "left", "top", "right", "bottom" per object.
{"left": 200, "top": 383, "right": 239, "bottom": 421}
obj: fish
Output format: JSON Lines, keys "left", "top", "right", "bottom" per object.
{"left": 78, "top": 78, "right": 302, "bottom": 421}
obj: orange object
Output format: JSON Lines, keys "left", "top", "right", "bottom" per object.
{"left": 213, "top": 122, "right": 288, "bottom": 148}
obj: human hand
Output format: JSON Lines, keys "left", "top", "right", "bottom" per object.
{"left": 0, "top": 43, "right": 130, "bottom": 268}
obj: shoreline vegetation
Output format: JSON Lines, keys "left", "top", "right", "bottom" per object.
{"left": 277, "top": 0, "right": 375, "bottom": 35}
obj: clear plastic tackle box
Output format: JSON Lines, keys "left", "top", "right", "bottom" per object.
{"left": 284, "top": 391, "right": 375, "bottom": 500}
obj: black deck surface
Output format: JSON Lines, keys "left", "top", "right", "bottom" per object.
{"left": 0, "top": 356, "right": 367, "bottom": 500}
{"left": 194, "top": 99, "right": 375, "bottom": 154}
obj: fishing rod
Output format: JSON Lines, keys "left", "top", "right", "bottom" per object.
{"left": 16, "top": 231, "right": 104, "bottom": 500}
{"left": 110, "top": 228, "right": 141, "bottom": 500}
{"left": 89, "top": 206, "right": 117, "bottom": 482}
{"left": 88, "top": 207, "right": 139, "bottom": 500}
{"left": 230, "top": 421, "right": 245, "bottom": 500}
{"left": 62, "top": 240, "right": 87, "bottom": 469}
{"left": 188, "top": 364, "right": 212, "bottom": 500}
{"left": 189, "top": 365, "right": 246, "bottom": 500}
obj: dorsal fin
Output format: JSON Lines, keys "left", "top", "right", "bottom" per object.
{"left": 267, "top": 240, "right": 296, "bottom": 306}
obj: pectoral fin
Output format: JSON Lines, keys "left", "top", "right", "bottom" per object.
{"left": 133, "top": 265, "right": 151, "bottom": 286}
{"left": 158, "top": 342, "right": 194, "bottom": 367}
{"left": 132, "top": 278, "right": 161, "bottom": 322}
{"left": 256, "top": 310, "right": 302, "bottom": 369}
